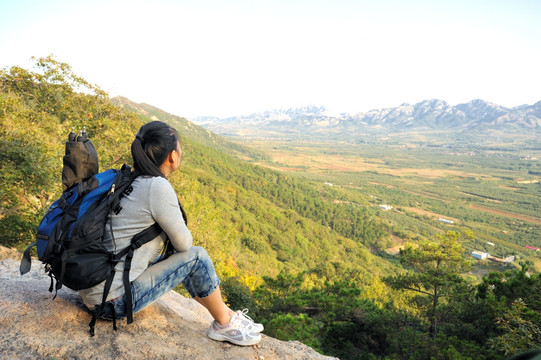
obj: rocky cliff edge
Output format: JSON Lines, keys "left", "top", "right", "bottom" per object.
{"left": 0, "top": 246, "right": 336, "bottom": 360}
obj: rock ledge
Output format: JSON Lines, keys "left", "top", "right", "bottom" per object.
{"left": 0, "top": 246, "right": 336, "bottom": 360}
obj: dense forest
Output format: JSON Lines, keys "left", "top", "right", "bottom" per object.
{"left": 1, "top": 57, "right": 540, "bottom": 359}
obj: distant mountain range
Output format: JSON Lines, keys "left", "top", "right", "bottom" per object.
{"left": 111, "top": 96, "right": 266, "bottom": 160}
{"left": 192, "top": 99, "right": 541, "bottom": 142}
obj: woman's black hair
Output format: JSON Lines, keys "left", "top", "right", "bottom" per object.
{"left": 131, "top": 121, "right": 187, "bottom": 224}
{"left": 131, "top": 121, "right": 179, "bottom": 177}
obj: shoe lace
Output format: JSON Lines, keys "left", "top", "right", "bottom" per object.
{"left": 238, "top": 309, "right": 255, "bottom": 323}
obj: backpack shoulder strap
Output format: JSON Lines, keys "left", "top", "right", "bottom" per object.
{"left": 89, "top": 222, "right": 163, "bottom": 335}
{"left": 121, "top": 223, "right": 163, "bottom": 324}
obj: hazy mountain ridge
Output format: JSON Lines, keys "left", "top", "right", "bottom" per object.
{"left": 111, "top": 96, "right": 268, "bottom": 160}
{"left": 193, "top": 99, "right": 541, "bottom": 140}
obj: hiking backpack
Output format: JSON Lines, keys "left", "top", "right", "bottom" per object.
{"left": 19, "top": 128, "right": 162, "bottom": 336}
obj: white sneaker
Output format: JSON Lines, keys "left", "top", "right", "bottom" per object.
{"left": 236, "top": 309, "right": 264, "bottom": 333}
{"left": 207, "top": 313, "right": 262, "bottom": 346}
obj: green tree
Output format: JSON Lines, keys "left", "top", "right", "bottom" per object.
{"left": 0, "top": 56, "right": 141, "bottom": 248}
{"left": 488, "top": 298, "right": 541, "bottom": 357}
{"left": 384, "top": 231, "right": 472, "bottom": 340}
{"left": 479, "top": 262, "right": 541, "bottom": 313}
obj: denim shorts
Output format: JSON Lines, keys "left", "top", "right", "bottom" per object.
{"left": 104, "top": 246, "right": 220, "bottom": 319}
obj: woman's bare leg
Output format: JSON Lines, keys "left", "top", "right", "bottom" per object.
{"left": 195, "top": 286, "right": 235, "bottom": 325}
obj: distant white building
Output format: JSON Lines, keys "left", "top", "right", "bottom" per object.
{"left": 439, "top": 218, "right": 454, "bottom": 224}
{"left": 379, "top": 205, "right": 392, "bottom": 211}
{"left": 471, "top": 251, "right": 489, "bottom": 260}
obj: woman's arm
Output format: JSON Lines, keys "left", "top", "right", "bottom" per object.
{"left": 149, "top": 177, "right": 193, "bottom": 251}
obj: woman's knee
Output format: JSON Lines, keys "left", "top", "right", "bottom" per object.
{"left": 190, "top": 246, "right": 211, "bottom": 262}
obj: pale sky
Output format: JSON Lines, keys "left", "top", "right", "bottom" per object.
{"left": 1, "top": 0, "right": 540, "bottom": 119}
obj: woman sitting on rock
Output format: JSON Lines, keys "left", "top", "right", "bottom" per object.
{"left": 79, "top": 120, "right": 263, "bottom": 346}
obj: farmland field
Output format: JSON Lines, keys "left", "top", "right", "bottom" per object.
{"left": 469, "top": 204, "right": 541, "bottom": 225}
{"left": 241, "top": 139, "right": 541, "bottom": 272}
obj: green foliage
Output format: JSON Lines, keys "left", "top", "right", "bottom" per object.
{"left": 384, "top": 231, "right": 472, "bottom": 339}
{"left": 479, "top": 263, "right": 541, "bottom": 312}
{"left": 478, "top": 264, "right": 541, "bottom": 357}
{"left": 220, "top": 276, "right": 257, "bottom": 312}
{"left": 181, "top": 140, "right": 392, "bottom": 251}
{"left": 0, "top": 56, "right": 143, "bottom": 248}
{"left": 251, "top": 273, "right": 398, "bottom": 359}
{"left": 488, "top": 299, "right": 541, "bottom": 356}
{"left": 265, "top": 313, "right": 321, "bottom": 349}
{"left": 249, "top": 269, "right": 511, "bottom": 360}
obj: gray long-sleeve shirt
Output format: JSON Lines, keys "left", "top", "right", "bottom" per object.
{"left": 79, "top": 175, "right": 192, "bottom": 308}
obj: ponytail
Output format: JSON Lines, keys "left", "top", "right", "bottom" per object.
{"left": 131, "top": 121, "right": 188, "bottom": 224}
{"left": 131, "top": 121, "right": 179, "bottom": 177}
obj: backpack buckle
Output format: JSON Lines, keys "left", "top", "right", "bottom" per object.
{"left": 57, "top": 196, "right": 69, "bottom": 211}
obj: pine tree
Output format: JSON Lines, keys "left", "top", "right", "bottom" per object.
{"left": 384, "top": 231, "right": 472, "bottom": 339}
